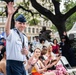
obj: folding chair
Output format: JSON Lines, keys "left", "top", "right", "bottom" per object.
{"left": 60, "top": 56, "right": 76, "bottom": 75}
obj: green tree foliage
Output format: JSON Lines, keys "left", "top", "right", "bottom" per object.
{"left": 66, "top": 13, "right": 76, "bottom": 31}
{"left": 63, "top": 1, "right": 76, "bottom": 31}
{"left": 15, "top": 0, "right": 40, "bottom": 25}
{"left": 51, "top": 24, "right": 57, "bottom": 31}
{"left": 28, "top": 18, "right": 40, "bottom": 25}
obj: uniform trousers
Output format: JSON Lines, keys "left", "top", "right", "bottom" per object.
{"left": 6, "top": 60, "right": 26, "bottom": 75}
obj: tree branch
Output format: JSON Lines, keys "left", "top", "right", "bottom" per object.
{"left": 13, "top": 5, "right": 34, "bottom": 16}
{"left": 52, "top": 0, "right": 61, "bottom": 15}
{"left": 30, "top": 0, "right": 54, "bottom": 20}
{"left": 64, "top": 6, "right": 76, "bottom": 20}
{"left": 0, "top": 11, "right": 5, "bottom": 16}
{"left": 33, "top": 12, "right": 48, "bottom": 20}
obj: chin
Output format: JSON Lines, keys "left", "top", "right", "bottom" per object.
{"left": 19, "top": 29, "right": 24, "bottom": 32}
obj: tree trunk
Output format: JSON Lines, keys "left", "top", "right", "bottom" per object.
{"left": 30, "top": 0, "right": 76, "bottom": 39}
{"left": 50, "top": 15, "right": 66, "bottom": 39}
{"left": 56, "top": 23, "right": 66, "bottom": 39}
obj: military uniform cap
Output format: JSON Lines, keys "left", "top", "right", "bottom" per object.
{"left": 15, "top": 14, "right": 26, "bottom": 22}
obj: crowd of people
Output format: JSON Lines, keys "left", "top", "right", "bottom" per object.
{"left": 0, "top": 38, "right": 70, "bottom": 75}
{"left": 0, "top": 35, "right": 71, "bottom": 75}
{"left": 0, "top": 1, "right": 76, "bottom": 75}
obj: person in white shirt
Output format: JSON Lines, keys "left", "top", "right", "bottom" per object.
{"left": 5, "top": 2, "right": 28, "bottom": 75}
{"left": 32, "top": 36, "right": 40, "bottom": 51}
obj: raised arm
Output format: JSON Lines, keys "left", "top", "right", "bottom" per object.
{"left": 5, "top": 2, "right": 16, "bottom": 36}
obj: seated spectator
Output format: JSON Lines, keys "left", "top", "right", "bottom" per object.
{"left": 31, "top": 48, "right": 56, "bottom": 75}
{"left": 43, "top": 45, "right": 69, "bottom": 75}
{"left": 52, "top": 39, "right": 60, "bottom": 54}
{"left": 33, "top": 38, "right": 45, "bottom": 50}
{"left": 0, "top": 46, "right": 6, "bottom": 75}
{"left": 32, "top": 36, "right": 39, "bottom": 47}
{"left": 24, "top": 55, "right": 38, "bottom": 75}
{"left": 41, "top": 46, "right": 47, "bottom": 55}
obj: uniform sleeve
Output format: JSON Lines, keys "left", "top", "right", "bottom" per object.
{"left": 5, "top": 30, "right": 13, "bottom": 41}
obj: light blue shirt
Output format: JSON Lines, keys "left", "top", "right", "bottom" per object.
{"left": 6, "top": 29, "right": 28, "bottom": 61}
{"left": 0, "top": 72, "right": 4, "bottom": 75}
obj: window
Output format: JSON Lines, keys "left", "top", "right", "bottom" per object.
{"left": 0, "top": 17, "right": 2, "bottom": 22}
{"left": 28, "top": 27, "right": 31, "bottom": 33}
{"left": 3, "top": 17, "right": 6, "bottom": 23}
{"left": 32, "top": 28, "right": 35, "bottom": 33}
{"left": 0, "top": 17, "right": 6, "bottom": 23}
{"left": 36, "top": 28, "right": 38, "bottom": 33}
{"left": 0, "top": 27, "right": 4, "bottom": 33}
{"left": 40, "top": 29, "right": 41, "bottom": 32}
